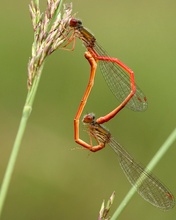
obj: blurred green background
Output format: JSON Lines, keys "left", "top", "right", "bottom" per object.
{"left": 0, "top": 0, "right": 176, "bottom": 219}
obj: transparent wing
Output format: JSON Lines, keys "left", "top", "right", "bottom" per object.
{"left": 109, "top": 138, "right": 174, "bottom": 209}
{"left": 94, "top": 43, "right": 148, "bottom": 111}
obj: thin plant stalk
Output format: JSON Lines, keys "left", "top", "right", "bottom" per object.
{"left": 111, "top": 128, "right": 176, "bottom": 220}
{"left": 0, "top": 1, "right": 72, "bottom": 217}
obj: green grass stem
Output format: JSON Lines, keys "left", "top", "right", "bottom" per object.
{"left": 0, "top": 1, "right": 72, "bottom": 217}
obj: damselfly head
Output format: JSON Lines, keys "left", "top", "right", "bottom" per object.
{"left": 69, "top": 18, "right": 82, "bottom": 28}
{"left": 82, "top": 113, "right": 95, "bottom": 124}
